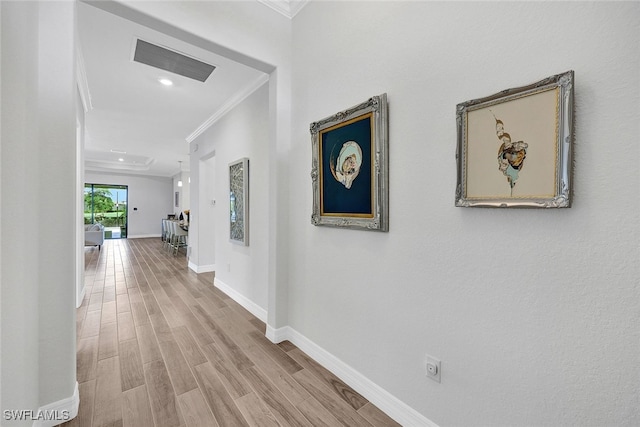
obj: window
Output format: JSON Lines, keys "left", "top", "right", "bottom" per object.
{"left": 84, "top": 184, "right": 128, "bottom": 239}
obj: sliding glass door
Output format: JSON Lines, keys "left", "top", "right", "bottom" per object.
{"left": 84, "top": 184, "right": 128, "bottom": 239}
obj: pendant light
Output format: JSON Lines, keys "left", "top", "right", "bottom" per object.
{"left": 177, "top": 161, "right": 183, "bottom": 187}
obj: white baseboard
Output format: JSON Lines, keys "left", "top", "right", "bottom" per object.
{"left": 214, "top": 284, "right": 435, "bottom": 426}
{"left": 76, "top": 284, "right": 86, "bottom": 309}
{"left": 265, "top": 326, "right": 437, "bottom": 427}
{"left": 188, "top": 261, "right": 216, "bottom": 274}
{"left": 188, "top": 261, "right": 198, "bottom": 273}
{"left": 127, "top": 234, "right": 161, "bottom": 239}
{"left": 32, "top": 382, "right": 79, "bottom": 427}
{"left": 265, "top": 324, "right": 288, "bottom": 343}
{"left": 213, "top": 278, "right": 267, "bottom": 323}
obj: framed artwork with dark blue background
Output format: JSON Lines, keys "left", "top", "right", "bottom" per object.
{"left": 310, "top": 93, "right": 388, "bottom": 231}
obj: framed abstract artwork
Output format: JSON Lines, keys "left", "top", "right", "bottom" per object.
{"left": 456, "top": 70, "right": 574, "bottom": 208}
{"left": 229, "top": 157, "right": 249, "bottom": 245}
{"left": 310, "top": 93, "right": 389, "bottom": 231}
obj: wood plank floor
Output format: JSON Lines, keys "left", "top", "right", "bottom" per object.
{"left": 62, "top": 238, "right": 400, "bottom": 427}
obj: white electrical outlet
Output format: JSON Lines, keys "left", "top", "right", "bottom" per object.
{"left": 425, "top": 355, "right": 441, "bottom": 383}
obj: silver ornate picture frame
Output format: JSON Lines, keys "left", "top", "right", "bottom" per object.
{"left": 456, "top": 71, "right": 574, "bottom": 208}
{"left": 310, "top": 93, "right": 389, "bottom": 231}
{"left": 229, "top": 157, "right": 249, "bottom": 245}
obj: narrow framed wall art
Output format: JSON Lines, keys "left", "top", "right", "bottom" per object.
{"left": 456, "top": 70, "right": 574, "bottom": 208}
{"left": 229, "top": 157, "right": 249, "bottom": 245}
{"left": 310, "top": 93, "right": 389, "bottom": 231}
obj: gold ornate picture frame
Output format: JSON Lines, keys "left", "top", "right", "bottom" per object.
{"left": 456, "top": 71, "right": 574, "bottom": 208}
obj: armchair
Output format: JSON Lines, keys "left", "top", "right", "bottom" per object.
{"left": 85, "top": 223, "right": 105, "bottom": 250}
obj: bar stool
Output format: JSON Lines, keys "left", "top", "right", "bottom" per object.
{"left": 161, "top": 219, "right": 170, "bottom": 249}
{"left": 173, "top": 223, "right": 188, "bottom": 256}
{"left": 166, "top": 220, "right": 176, "bottom": 253}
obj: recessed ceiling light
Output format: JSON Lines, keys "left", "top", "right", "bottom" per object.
{"left": 159, "top": 78, "right": 173, "bottom": 86}
{"left": 118, "top": 158, "right": 124, "bottom": 162}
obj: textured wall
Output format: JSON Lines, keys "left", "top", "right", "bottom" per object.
{"left": 289, "top": 2, "right": 639, "bottom": 425}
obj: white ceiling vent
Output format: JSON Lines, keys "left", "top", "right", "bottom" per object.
{"left": 133, "top": 39, "right": 215, "bottom": 82}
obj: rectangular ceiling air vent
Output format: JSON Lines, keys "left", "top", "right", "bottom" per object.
{"left": 133, "top": 39, "right": 215, "bottom": 82}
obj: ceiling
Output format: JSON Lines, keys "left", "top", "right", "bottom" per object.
{"left": 77, "top": 1, "right": 269, "bottom": 177}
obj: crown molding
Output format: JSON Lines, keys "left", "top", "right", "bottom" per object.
{"left": 288, "top": 0, "right": 310, "bottom": 18}
{"left": 186, "top": 73, "right": 269, "bottom": 143}
{"left": 84, "top": 158, "right": 155, "bottom": 172}
{"left": 257, "top": 0, "right": 309, "bottom": 19}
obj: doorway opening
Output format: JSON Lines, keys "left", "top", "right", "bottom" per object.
{"left": 84, "top": 183, "right": 128, "bottom": 239}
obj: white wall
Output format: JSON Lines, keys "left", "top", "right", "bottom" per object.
{"left": 1, "top": 2, "right": 39, "bottom": 417}
{"left": 76, "top": 93, "right": 86, "bottom": 308}
{"left": 172, "top": 169, "right": 190, "bottom": 215}
{"left": 191, "top": 83, "right": 270, "bottom": 315}
{"left": 289, "top": 2, "right": 639, "bottom": 426}
{"left": 1, "top": 1, "right": 78, "bottom": 421}
{"left": 85, "top": 171, "right": 172, "bottom": 238}
{"left": 193, "top": 153, "right": 217, "bottom": 272}
{"left": 0, "top": 1, "right": 3, "bottom": 412}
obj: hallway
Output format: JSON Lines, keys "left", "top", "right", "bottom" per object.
{"left": 65, "top": 238, "right": 398, "bottom": 426}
